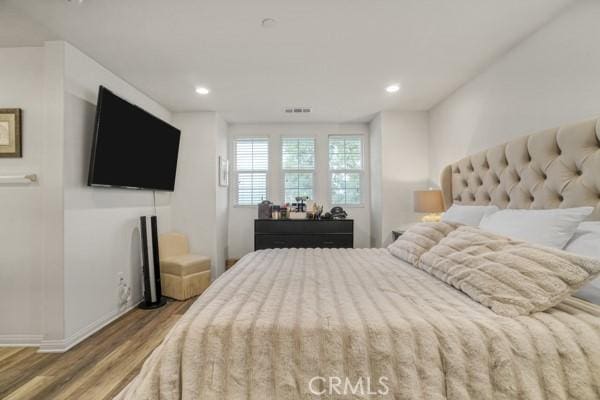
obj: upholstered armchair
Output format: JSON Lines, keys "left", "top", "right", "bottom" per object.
{"left": 158, "top": 232, "right": 211, "bottom": 301}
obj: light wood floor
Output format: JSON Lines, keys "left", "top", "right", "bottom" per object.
{"left": 0, "top": 297, "right": 195, "bottom": 400}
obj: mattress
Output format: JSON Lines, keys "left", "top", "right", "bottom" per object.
{"left": 116, "top": 247, "right": 600, "bottom": 400}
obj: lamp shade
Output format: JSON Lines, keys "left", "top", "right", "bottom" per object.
{"left": 413, "top": 190, "right": 444, "bottom": 213}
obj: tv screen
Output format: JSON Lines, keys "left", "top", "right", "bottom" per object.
{"left": 88, "top": 86, "right": 181, "bottom": 191}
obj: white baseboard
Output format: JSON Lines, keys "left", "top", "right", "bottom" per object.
{"left": 0, "top": 334, "right": 44, "bottom": 347}
{"left": 38, "top": 299, "right": 142, "bottom": 353}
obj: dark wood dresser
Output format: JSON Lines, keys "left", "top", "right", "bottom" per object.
{"left": 254, "top": 219, "right": 354, "bottom": 250}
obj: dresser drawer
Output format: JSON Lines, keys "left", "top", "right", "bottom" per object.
{"left": 255, "top": 234, "right": 353, "bottom": 250}
{"left": 254, "top": 219, "right": 354, "bottom": 250}
{"left": 255, "top": 219, "right": 353, "bottom": 234}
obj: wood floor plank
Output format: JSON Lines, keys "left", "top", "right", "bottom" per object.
{"left": 0, "top": 348, "right": 38, "bottom": 373}
{"left": 0, "top": 348, "right": 26, "bottom": 364}
{"left": 0, "top": 353, "right": 57, "bottom": 398}
{"left": 0, "top": 297, "right": 196, "bottom": 400}
{"left": 3, "top": 376, "right": 54, "bottom": 400}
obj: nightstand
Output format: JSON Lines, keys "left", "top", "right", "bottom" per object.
{"left": 392, "top": 223, "right": 418, "bottom": 241}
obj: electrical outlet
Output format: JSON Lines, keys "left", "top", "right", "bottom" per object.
{"left": 117, "top": 272, "right": 131, "bottom": 305}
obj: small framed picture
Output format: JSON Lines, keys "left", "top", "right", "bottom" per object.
{"left": 0, "top": 109, "right": 22, "bottom": 158}
{"left": 219, "top": 156, "right": 229, "bottom": 187}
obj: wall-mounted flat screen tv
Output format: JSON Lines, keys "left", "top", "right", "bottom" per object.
{"left": 88, "top": 86, "right": 181, "bottom": 191}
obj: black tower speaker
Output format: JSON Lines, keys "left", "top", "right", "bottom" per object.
{"left": 139, "top": 215, "right": 167, "bottom": 309}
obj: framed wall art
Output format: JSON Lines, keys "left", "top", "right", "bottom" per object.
{"left": 0, "top": 109, "right": 22, "bottom": 158}
{"left": 219, "top": 156, "right": 229, "bottom": 187}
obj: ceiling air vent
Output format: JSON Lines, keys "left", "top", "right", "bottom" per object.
{"left": 284, "top": 107, "right": 312, "bottom": 114}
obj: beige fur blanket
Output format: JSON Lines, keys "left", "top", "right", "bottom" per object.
{"left": 116, "top": 248, "right": 600, "bottom": 400}
{"left": 389, "top": 223, "right": 600, "bottom": 316}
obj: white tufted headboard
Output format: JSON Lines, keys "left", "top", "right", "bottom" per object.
{"left": 440, "top": 117, "right": 600, "bottom": 220}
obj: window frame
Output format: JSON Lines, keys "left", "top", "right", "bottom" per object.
{"left": 328, "top": 135, "right": 364, "bottom": 207}
{"left": 280, "top": 137, "right": 316, "bottom": 205}
{"left": 232, "top": 137, "right": 270, "bottom": 207}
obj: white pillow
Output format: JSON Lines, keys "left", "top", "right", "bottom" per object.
{"left": 565, "top": 221, "right": 600, "bottom": 257}
{"left": 565, "top": 222, "right": 600, "bottom": 304}
{"left": 479, "top": 207, "right": 594, "bottom": 249}
{"left": 441, "top": 204, "right": 499, "bottom": 226}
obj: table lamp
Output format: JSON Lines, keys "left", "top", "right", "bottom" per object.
{"left": 414, "top": 189, "right": 444, "bottom": 222}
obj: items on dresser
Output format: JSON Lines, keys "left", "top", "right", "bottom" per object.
{"left": 271, "top": 205, "right": 281, "bottom": 219}
{"left": 330, "top": 206, "right": 348, "bottom": 219}
{"left": 294, "top": 196, "right": 309, "bottom": 212}
{"left": 258, "top": 200, "right": 273, "bottom": 219}
{"left": 306, "top": 202, "right": 324, "bottom": 219}
{"left": 288, "top": 211, "right": 307, "bottom": 219}
{"left": 254, "top": 219, "right": 353, "bottom": 250}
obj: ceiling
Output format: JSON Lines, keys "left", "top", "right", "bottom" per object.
{"left": 0, "top": 2, "right": 53, "bottom": 47}
{"left": 3, "top": 0, "right": 573, "bottom": 123}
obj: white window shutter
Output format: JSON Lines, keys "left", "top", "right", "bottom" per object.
{"left": 329, "top": 136, "right": 363, "bottom": 205}
{"left": 235, "top": 138, "right": 268, "bottom": 205}
{"left": 281, "top": 138, "right": 315, "bottom": 204}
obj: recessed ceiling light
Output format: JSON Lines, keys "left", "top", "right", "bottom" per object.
{"left": 386, "top": 84, "right": 401, "bottom": 93}
{"left": 195, "top": 87, "right": 210, "bottom": 95}
{"left": 261, "top": 18, "right": 277, "bottom": 28}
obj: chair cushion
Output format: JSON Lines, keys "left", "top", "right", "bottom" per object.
{"left": 160, "top": 254, "right": 210, "bottom": 276}
{"left": 159, "top": 232, "right": 189, "bottom": 259}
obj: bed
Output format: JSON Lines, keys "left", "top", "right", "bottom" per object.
{"left": 116, "top": 117, "right": 600, "bottom": 400}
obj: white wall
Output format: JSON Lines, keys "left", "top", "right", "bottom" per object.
{"left": 0, "top": 47, "right": 44, "bottom": 343}
{"left": 170, "top": 112, "right": 229, "bottom": 279}
{"left": 370, "top": 111, "right": 430, "bottom": 247}
{"left": 41, "top": 41, "right": 67, "bottom": 343}
{"left": 215, "top": 115, "right": 229, "bottom": 275}
{"left": 61, "top": 42, "right": 174, "bottom": 345}
{"left": 429, "top": 0, "right": 600, "bottom": 184}
{"left": 227, "top": 123, "right": 371, "bottom": 258}
{"left": 369, "top": 114, "right": 383, "bottom": 248}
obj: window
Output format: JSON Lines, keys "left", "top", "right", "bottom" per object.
{"left": 234, "top": 138, "right": 268, "bottom": 205}
{"left": 329, "top": 136, "right": 363, "bottom": 205}
{"left": 282, "top": 137, "right": 315, "bottom": 203}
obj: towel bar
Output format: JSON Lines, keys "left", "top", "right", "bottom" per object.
{"left": 0, "top": 174, "right": 38, "bottom": 184}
